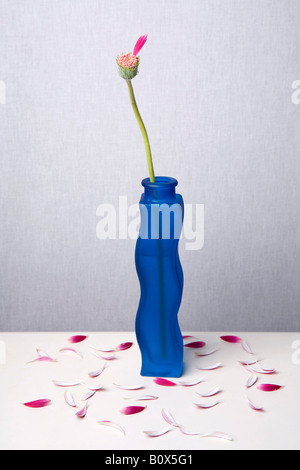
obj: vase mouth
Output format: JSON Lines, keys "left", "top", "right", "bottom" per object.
{"left": 142, "top": 176, "right": 178, "bottom": 189}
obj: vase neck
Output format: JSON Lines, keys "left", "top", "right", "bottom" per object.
{"left": 141, "top": 176, "right": 178, "bottom": 203}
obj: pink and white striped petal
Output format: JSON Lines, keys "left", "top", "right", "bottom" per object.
{"left": 97, "top": 420, "right": 125, "bottom": 435}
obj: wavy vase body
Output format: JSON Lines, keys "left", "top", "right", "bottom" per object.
{"left": 135, "top": 176, "right": 184, "bottom": 377}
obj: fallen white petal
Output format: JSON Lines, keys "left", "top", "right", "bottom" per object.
{"left": 241, "top": 340, "right": 254, "bottom": 354}
{"left": 97, "top": 420, "right": 125, "bottom": 435}
{"left": 198, "top": 363, "right": 222, "bottom": 371}
{"left": 246, "top": 375, "right": 258, "bottom": 388}
{"left": 113, "top": 383, "right": 144, "bottom": 390}
{"left": 179, "top": 377, "right": 204, "bottom": 387}
{"left": 161, "top": 408, "right": 180, "bottom": 427}
{"left": 64, "top": 390, "right": 77, "bottom": 407}
{"left": 144, "top": 428, "right": 171, "bottom": 438}
{"left": 197, "top": 386, "right": 221, "bottom": 397}
{"left": 52, "top": 380, "right": 80, "bottom": 387}
{"left": 81, "top": 390, "right": 97, "bottom": 400}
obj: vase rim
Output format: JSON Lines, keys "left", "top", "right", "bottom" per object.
{"left": 142, "top": 176, "right": 178, "bottom": 189}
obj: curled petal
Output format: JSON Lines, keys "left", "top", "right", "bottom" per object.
{"left": 161, "top": 408, "right": 179, "bottom": 427}
{"left": 88, "top": 364, "right": 107, "bottom": 378}
{"left": 82, "top": 390, "right": 97, "bottom": 401}
{"left": 184, "top": 341, "right": 206, "bottom": 349}
{"left": 194, "top": 401, "right": 220, "bottom": 409}
{"left": 64, "top": 391, "right": 77, "bottom": 407}
{"left": 180, "top": 428, "right": 233, "bottom": 441}
{"left": 179, "top": 377, "right": 204, "bottom": 387}
{"left": 198, "top": 386, "right": 221, "bottom": 398}
{"left": 257, "top": 384, "right": 283, "bottom": 392}
{"left": 241, "top": 340, "right": 254, "bottom": 354}
{"left": 144, "top": 428, "right": 171, "bottom": 438}
{"left": 247, "top": 365, "right": 276, "bottom": 375}
{"left": 97, "top": 420, "right": 125, "bottom": 435}
{"left": 68, "top": 335, "right": 87, "bottom": 344}
{"left": 120, "top": 406, "right": 146, "bottom": 415}
{"left": 220, "top": 335, "right": 242, "bottom": 343}
{"left": 153, "top": 377, "right": 177, "bottom": 387}
{"left": 239, "top": 360, "right": 258, "bottom": 366}
{"left": 80, "top": 382, "right": 103, "bottom": 391}
{"left": 36, "top": 349, "right": 51, "bottom": 358}
{"left": 116, "top": 342, "right": 133, "bottom": 351}
{"left": 195, "top": 348, "right": 219, "bottom": 357}
{"left": 27, "top": 356, "right": 57, "bottom": 364}
{"left": 246, "top": 375, "right": 258, "bottom": 389}
{"left": 23, "top": 399, "right": 51, "bottom": 408}
{"left": 114, "top": 383, "right": 144, "bottom": 390}
{"left": 247, "top": 397, "right": 264, "bottom": 412}
{"left": 76, "top": 403, "right": 88, "bottom": 418}
{"left": 124, "top": 395, "right": 158, "bottom": 401}
{"left": 59, "top": 348, "right": 82, "bottom": 358}
{"left": 91, "top": 351, "right": 116, "bottom": 360}
{"left": 198, "top": 363, "right": 222, "bottom": 371}
{"left": 52, "top": 380, "right": 80, "bottom": 387}
{"left": 89, "top": 345, "right": 115, "bottom": 353}
{"left": 133, "top": 34, "right": 148, "bottom": 56}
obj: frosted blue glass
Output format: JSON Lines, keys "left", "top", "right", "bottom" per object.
{"left": 135, "top": 176, "right": 184, "bottom": 377}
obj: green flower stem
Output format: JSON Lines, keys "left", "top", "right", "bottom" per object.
{"left": 126, "top": 79, "right": 155, "bottom": 183}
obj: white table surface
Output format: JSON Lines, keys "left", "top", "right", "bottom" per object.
{"left": 0, "top": 331, "right": 299, "bottom": 450}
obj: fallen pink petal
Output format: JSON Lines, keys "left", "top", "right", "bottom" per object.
{"left": 59, "top": 348, "right": 82, "bottom": 358}
{"left": 97, "top": 420, "right": 125, "bottom": 435}
{"left": 257, "top": 384, "right": 283, "bottom": 392}
{"left": 23, "top": 399, "right": 51, "bottom": 408}
{"left": 27, "top": 356, "right": 57, "bottom": 364}
{"left": 68, "top": 335, "right": 87, "bottom": 344}
{"left": 64, "top": 390, "right": 77, "bottom": 407}
{"left": 88, "top": 364, "right": 107, "bottom": 378}
{"left": 184, "top": 341, "right": 206, "bottom": 349}
{"left": 161, "top": 408, "right": 179, "bottom": 427}
{"left": 220, "top": 335, "right": 242, "bottom": 343}
{"left": 116, "top": 342, "right": 133, "bottom": 351}
{"left": 247, "top": 397, "right": 264, "bottom": 412}
{"left": 153, "top": 377, "right": 177, "bottom": 386}
{"left": 75, "top": 403, "right": 88, "bottom": 418}
{"left": 120, "top": 406, "right": 146, "bottom": 415}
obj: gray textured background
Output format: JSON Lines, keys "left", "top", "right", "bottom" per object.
{"left": 0, "top": 0, "right": 299, "bottom": 332}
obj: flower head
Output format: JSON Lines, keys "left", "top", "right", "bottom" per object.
{"left": 116, "top": 35, "right": 148, "bottom": 80}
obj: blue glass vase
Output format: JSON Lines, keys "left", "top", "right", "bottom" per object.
{"left": 135, "top": 176, "right": 184, "bottom": 377}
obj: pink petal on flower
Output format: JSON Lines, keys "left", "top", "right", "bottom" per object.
{"left": 153, "top": 377, "right": 177, "bottom": 386}
{"left": 76, "top": 403, "right": 88, "bottom": 418}
{"left": 194, "top": 401, "right": 220, "bottom": 409}
{"left": 184, "top": 341, "right": 206, "bottom": 349}
{"left": 52, "top": 380, "right": 80, "bottom": 387}
{"left": 247, "top": 397, "right": 264, "bottom": 412}
{"left": 220, "top": 335, "right": 242, "bottom": 343}
{"left": 179, "top": 377, "right": 204, "bottom": 387}
{"left": 68, "top": 335, "right": 87, "bottom": 344}
{"left": 114, "top": 383, "right": 144, "bottom": 390}
{"left": 23, "top": 399, "right": 51, "bottom": 408}
{"left": 116, "top": 342, "right": 133, "bottom": 351}
{"left": 241, "top": 340, "right": 254, "bottom": 354}
{"left": 195, "top": 348, "right": 219, "bottom": 357}
{"left": 120, "top": 406, "right": 146, "bottom": 415}
{"left": 97, "top": 420, "right": 125, "bottom": 435}
{"left": 161, "top": 408, "right": 179, "bottom": 427}
{"left": 144, "top": 428, "right": 171, "bottom": 438}
{"left": 81, "top": 390, "right": 97, "bottom": 401}
{"left": 257, "top": 383, "right": 283, "bottom": 392}
{"left": 198, "top": 363, "right": 222, "bottom": 371}
{"left": 124, "top": 395, "right": 158, "bottom": 401}
{"left": 133, "top": 34, "right": 148, "bottom": 56}
{"left": 246, "top": 375, "right": 258, "bottom": 389}
{"left": 197, "top": 386, "right": 221, "bottom": 397}
{"left": 88, "top": 364, "right": 107, "bottom": 378}
{"left": 59, "top": 348, "right": 82, "bottom": 358}
{"left": 64, "top": 390, "right": 77, "bottom": 407}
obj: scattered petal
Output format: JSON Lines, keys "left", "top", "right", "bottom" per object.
{"left": 88, "top": 364, "right": 107, "bottom": 378}
{"left": 179, "top": 377, "right": 204, "bottom": 387}
{"left": 27, "top": 356, "right": 57, "bottom": 364}
{"left": 220, "top": 335, "right": 242, "bottom": 343}
{"left": 239, "top": 359, "right": 258, "bottom": 366}
{"left": 247, "top": 365, "right": 276, "bottom": 375}
{"left": 144, "top": 428, "right": 171, "bottom": 438}
{"left": 153, "top": 377, "right": 177, "bottom": 387}
{"left": 180, "top": 428, "right": 233, "bottom": 441}
{"left": 59, "top": 348, "right": 82, "bottom": 358}
{"left": 198, "top": 363, "right": 222, "bottom": 371}
{"left": 184, "top": 341, "right": 206, "bottom": 349}
{"left": 80, "top": 382, "right": 103, "bottom": 391}
{"left": 197, "top": 386, "right": 221, "bottom": 397}
{"left": 182, "top": 335, "right": 194, "bottom": 339}
{"left": 257, "top": 384, "right": 283, "bottom": 392}
{"left": 97, "top": 420, "right": 125, "bottom": 435}
{"left": 124, "top": 395, "right": 158, "bottom": 401}
{"left": 68, "top": 335, "right": 87, "bottom": 344}
{"left": 114, "top": 383, "right": 144, "bottom": 390}
{"left": 195, "top": 348, "right": 219, "bottom": 357}
{"left": 52, "top": 380, "right": 80, "bottom": 387}
{"left": 89, "top": 345, "right": 116, "bottom": 353}
{"left": 194, "top": 400, "right": 220, "bottom": 409}
{"left": 246, "top": 375, "right": 258, "bottom": 389}
{"left": 161, "top": 408, "right": 179, "bottom": 427}
{"left": 64, "top": 390, "right": 77, "bottom": 407}
{"left": 91, "top": 351, "right": 116, "bottom": 360}
{"left": 23, "top": 399, "right": 51, "bottom": 408}
{"left": 241, "top": 340, "right": 254, "bottom": 354}
{"left": 82, "top": 390, "right": 97, "bottom": 400}
{"left": 120, "top": 406, "right": 146, "bottom": 415}
{"left": 36, "top": 349, "right": 51, "bottom": 358}
{"left": 75, "top": 403, "right": 88, "bottom": 418}
{"left": 247, "top": 397, "right": 264, "bottom": 412}
{"left": 116, "top": 342, "right": 133, "bottom": 351}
